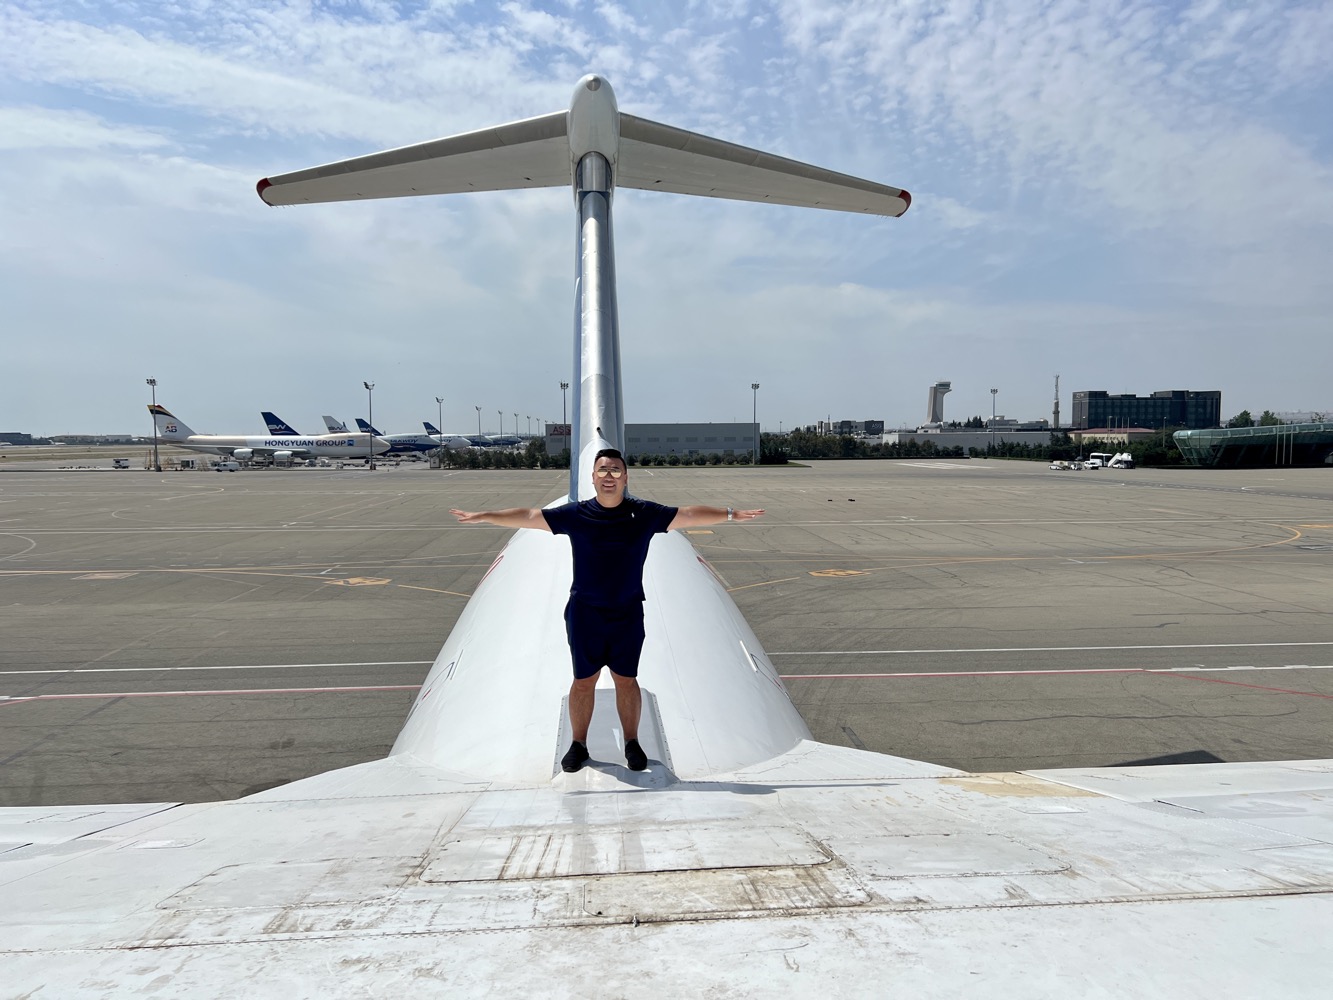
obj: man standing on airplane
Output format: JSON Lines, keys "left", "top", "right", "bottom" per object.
{"left": 450, "top": 448, "right": 764, "bottom": 773}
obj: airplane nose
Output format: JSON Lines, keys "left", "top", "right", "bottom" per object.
{"left": 372, "top": 436, "right": 391, "bottom": 454}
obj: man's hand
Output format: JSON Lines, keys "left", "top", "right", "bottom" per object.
{"left": 668, "top": 505, "right": 766, "bottom": 530}
{"left": 450, "top": 507, "right": 552, "bottom": 531}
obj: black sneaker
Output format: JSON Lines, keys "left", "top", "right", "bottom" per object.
{"left": 561, "top": 740, "right": 589, "bottom": 773}
{"left": 625, "top": 739, "right": 648, "bottom": 772}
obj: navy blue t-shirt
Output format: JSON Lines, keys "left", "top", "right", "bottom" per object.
{"left": 543, "top": 496, "right": 678, "bottom": 607}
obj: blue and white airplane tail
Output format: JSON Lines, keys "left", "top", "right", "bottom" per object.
{"left": 322, "top": 415, "right": 349, "bottom": 433}
{"left": 423, "top": 421, "right": 441, "bottom": 435}
{"left": 354, "top": 418, "right": 384, "bottom": 436}
{"left": 147, "top": 404, "right": 195, "bottom": 441}
{"left": 261, "top": 412, "right": 301, "bottom": 436}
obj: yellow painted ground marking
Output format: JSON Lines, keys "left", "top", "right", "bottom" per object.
{"left": 323, "top": 577, "right": 391, "bottom": 587}
{"left": 809, "top": 569, "right": 868, "bottom": 578}
{"left": 397, "top": 584, "right": 472, "bottom": 598}
{"left": 727, "top": 576, "right": 801, "bottom": 593}
{"left": 685, "top": 529, "right": 715, "bottom": 535}
{"left": 73, "top": 572, "right": 138, "bottom": 580}
{"left": 1298, "top": 525, "right": 1333, "bottom": 529}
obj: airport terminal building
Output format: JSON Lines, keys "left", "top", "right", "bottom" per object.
{"left": 1073, "top": 389, "right": 1221, "bottom": 430}
{"left": 545, "top": 422, "right": 760, "bottom": 459}
{"left": 1174, "top": 421, "right": 1333, "bottom": 467}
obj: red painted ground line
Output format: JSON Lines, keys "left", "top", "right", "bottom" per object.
{"left": 1157, "top": 672, "right": 1333, "bottom": 701}
{"left": 0, "top": 684, "right": 423, "bottom": 705}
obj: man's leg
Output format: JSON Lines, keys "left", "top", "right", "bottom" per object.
{"left": 609, "top": 671, "right": 641, "bottom": 742}
{"left": 568, "top": 673, "right": 599, "bottom": 743}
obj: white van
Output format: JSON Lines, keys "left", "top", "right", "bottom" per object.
{"left": 1087, "top": 452, "right": 1113, "bottom": 468}
{"left": 215, "top": 461, "right": 241, "bottom": 472}
{"left": 111, "top": 458, "right": 130, "bottom": 469}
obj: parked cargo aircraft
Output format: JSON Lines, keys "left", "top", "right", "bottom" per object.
{"left": 8, "top": 77, "right": 1331, "bottom": 995}
{"left": 146, "top": 404, "right": 390, "bottom": 461}
{"left": 351, "top": 417, "right": 461, "bottom": 453}
{"left": 424, "top": 420, "right": 490, "bottom": 448}
{"left": 322, "top": 415, "right": 349, "bottom": 433}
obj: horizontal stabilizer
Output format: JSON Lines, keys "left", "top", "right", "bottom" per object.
{"left": 258, "top": 107, "right": 908, "bottom": 218}
{"left": 258, "top": 112, "right": 569, "bottom": 206}
{"left": 618, "top": 114, "right": 909, "bottom": 216}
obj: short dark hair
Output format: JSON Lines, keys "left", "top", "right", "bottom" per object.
{"left": 594, "top": 448, "right": 626, "bottom": 468}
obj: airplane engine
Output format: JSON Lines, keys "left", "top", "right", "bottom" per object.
{"left": 232, "top": 448, "right": 254, "bottom": 461}
{"left": 273, "top": 450, "right": 294, "bottom": 467}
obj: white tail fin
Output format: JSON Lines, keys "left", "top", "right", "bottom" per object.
{"left": 148, "top": 404, "right": 194, "bottom": 440}
{"left": 322, "top": 415, "right": 348, "bottom": 433}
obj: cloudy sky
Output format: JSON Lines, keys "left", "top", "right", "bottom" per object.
{"left": 4, "top": 0, "right": 1331, "bottom": 438}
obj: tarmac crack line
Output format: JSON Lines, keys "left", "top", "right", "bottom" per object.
{"left": 1152, "top": 671, "right": 1333, "bottom": 701}
{"left": 0, "top": 696, "right": 125, "bottom": 765}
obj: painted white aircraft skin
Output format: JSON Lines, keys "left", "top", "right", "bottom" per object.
{"left": 425, "top": 421, "right": 497, "bottom": 447}
{"left": 322, "top": 415, "right": 349, "bottom": 433}
{"left": 352, "top": 418, "right": 465, "bottom": 454}
{"left": 430, "top": 433, "right": 474, "bottom": 450}
{"left": 6, "top": 79, "right": 1331, "bottom": 994}
{"left": 149, "top": 404, "right": 390, "bottom": 459}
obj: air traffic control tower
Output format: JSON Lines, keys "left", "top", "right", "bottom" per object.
{"left": 926, "top": 381, "right": 952, "bottom": 424}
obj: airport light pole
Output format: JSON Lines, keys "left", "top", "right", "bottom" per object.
{"left": 560, "top": 381, "right": 569, "bottom": 424}
{"left": 990, "top": 388, "right": 998, "bottom": 454}
{"left": 146, "top": 378, "right": 160, "bottom": 471}
{"left": 751, "top": 383, "right": 760, "bottom": 465}
{"left": 364, "top": 381, "right": 376, "bottom": 470}
{"left": 498, "top": 410, "right": 503, "bottom": 439}
{"left": 514, "top": 412, "right": 519, "bottom": 441}
{"left": 436, "top": 396, "right": 444, "bottom": 441}
{"left": 475, "top": 405, "right": 482, "bottom": 438}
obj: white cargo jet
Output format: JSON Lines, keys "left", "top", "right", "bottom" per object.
{"left": 425, "top": 419, "right": 491, "bottom": 448}
{"left": 321, "top": 415, "right": 349, "bottom": 433}
{"left": 147, "top": 404, "right": 390, "bottom": 462}
{"left": 353, "top": 417, "right": 463, "bottom": 454}
{"left": 6, "top": 78, "right": 1331, "bottom": 995}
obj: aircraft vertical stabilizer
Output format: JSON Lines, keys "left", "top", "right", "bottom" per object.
{"left": 262, "top": 412, "right": 301, "bottom": 435}
{"left": 355, "top": 418, "right": 384, "bottom": 436}
{"left": 257, "top": 74, "right": 911, "bottom": 776}
{"left": 147, "top": 404, "right": 195, "bottom": 440}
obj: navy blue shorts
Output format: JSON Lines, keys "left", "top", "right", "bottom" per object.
{"left": 564, "top": 599, "right": 645, "bottom": 680}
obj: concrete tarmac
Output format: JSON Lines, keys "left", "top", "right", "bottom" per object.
{"left": 3, "top": 459, "right": 1332, "bottom": 806}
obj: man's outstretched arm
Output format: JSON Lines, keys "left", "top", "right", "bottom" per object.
{"left": 450, "top": 507, "right": 553, "bottom": 531}
{"left": 668, "top": 505, "right": 765, "bottom": 531}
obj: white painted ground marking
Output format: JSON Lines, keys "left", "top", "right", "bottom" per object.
{"left": 0, "top": 684, "right": 424, "bottom": 704}
{"left": 769, "top": 642, "right": 1333, "bottom": 656}
{"left": 0, "top": 660, "right": 433, "bottom": 677}
{"left": 777, "top": 665, "right": 1333, "bottom": 680}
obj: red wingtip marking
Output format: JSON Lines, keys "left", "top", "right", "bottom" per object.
{"left": 257, "top": 178, "right": 273, "bottom": 204}
{"left": 898, "top": 189, "right": 911, "bottom": 214}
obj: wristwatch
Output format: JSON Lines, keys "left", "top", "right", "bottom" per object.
{"left": 726, "top": 506, "right": 734, "bottom": 521}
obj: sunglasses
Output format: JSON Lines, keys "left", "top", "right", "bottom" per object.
{"left": 593, "top": 467, "right": 624, "bottom": 478}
